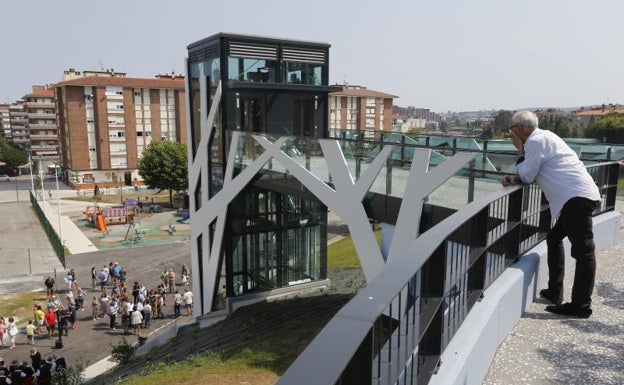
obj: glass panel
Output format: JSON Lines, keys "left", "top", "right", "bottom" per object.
{"left": 283, "top": 62, "right": 323, "bottom": 85}
{"left": 228, "top": 57, "right": 277, "bottom": 82}
{"left": 188, "top": 62, "right": 202, "bottom": 158}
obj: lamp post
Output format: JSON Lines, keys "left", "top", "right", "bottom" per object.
{"left": 38, "top": 157, "right": 46, "bottom": 206}
{"left": 56, "top": 307, "right": 63, "bottom": 348}
{"left": 29, "top": 152, "right": 35, "bottom": 193}
{"left": 53, "top": 161, "right": 64, "bottom": 246}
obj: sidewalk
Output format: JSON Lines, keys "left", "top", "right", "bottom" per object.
{"left": 483, "top": 199, "right": 624, "bottom": 385}
{"left": 39, "top": 198, "right": 99, "bottom": 254}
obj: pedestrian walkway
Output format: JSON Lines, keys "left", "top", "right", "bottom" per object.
{"left": 39, "top": 198, "right": 98, "bottom": 254}
{"left": 483, "top": 199, "right": 624, "bottom": 385}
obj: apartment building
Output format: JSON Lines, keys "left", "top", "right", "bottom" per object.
{"left": 8, "top": 102, "right": 29, "bottom": 148}
{"left": 54, "top": 70, "right": 186, "bottom": 188}
{"left": 328, "top": 85, "right": 397, "bottom": 137}
{"left": 0, "top": 104, "right": 11, "bottom": 139}
{"left": 0, "top": 104, "right": 11, "bottom": 138}
{"left": 23, "top": 86, "right": 58, "bottom": 161}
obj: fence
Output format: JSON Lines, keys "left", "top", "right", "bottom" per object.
{"left": 30, "top": 191, "right": 65, "bottom": 268}
{"left": 277, "top": 160, "right": 619, "bottom": 385}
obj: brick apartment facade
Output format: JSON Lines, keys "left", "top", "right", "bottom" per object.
{"left": 329, "top": 85, "right": 397, "bottom": 137}
{"left": 54, "top": 73, "right": 186, "bottom": 188}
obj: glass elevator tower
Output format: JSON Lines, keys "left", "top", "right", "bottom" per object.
{"left": 186, "top": 33, "right": 340, "bottom": 313}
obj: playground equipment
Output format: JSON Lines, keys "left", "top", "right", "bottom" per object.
{"left": 84, "top": 204, "right": 140, "bottom": 231}
{"left": 124, "top": 221, "right": 147, "bottom": 246}
{"left": 175, "top": 208, "right": 190, "bottom": 223}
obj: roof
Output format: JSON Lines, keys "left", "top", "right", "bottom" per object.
{"left": 54, "top": 76, "right": 185, "bottom": 90}
{"left": 573, "top": 108, "right": 624, "bottom": 116}
{"left": 330, "top": 86, "right": 398, "bottom": 99}
{"left": 188, "top": 32, "right": 331, "bottom": 50}
{"left": 24, "top": 88, "right": 55, "bottom": 98}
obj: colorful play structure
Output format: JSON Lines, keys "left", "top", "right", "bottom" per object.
{"left": 84, "top": 203, "right": 140, "bottom": 232}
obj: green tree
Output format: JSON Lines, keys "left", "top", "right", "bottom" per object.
{"left": 538, "top": 115, "right": 582, "bottom": 138}
{"left": 486, "top": 110, "right": 513, "bottom": 136}
{"left": 0, "top": 136, "right": 29, "bottom": 174}
{"left": 585, "top": 112, "right": 624, "bottom": 143}
{"left": 137, "top": 140, "right": 188, "bottom": 204}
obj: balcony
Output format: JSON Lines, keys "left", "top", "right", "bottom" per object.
{"left": 108, "top": 135, "right": 126, "bottom": 142}
{"left": 12, "top": 138, "right": 30, "bottom": 144}
{"left": 30, "top": 134, "right": 59, "bottom": 140}
{"left": 27, "top": 101, "right": 55, "bottom": 109}
{"left": 29, "top": 123, "right": 58, "bottom": 129}
{"left": 30, "top": 143, "right": 58, "bottom": 150}
{"left": 27, "top": 112, "right": 56, "bottom": 119}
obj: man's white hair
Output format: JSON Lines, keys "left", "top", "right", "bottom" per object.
{"left": 511, "top": 110, "right": 539, "bottom": 129}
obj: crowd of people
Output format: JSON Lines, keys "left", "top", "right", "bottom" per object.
{"left": 0, "top": 262, "right": 193, "bottom": 383}
{"left": 0, "top": 352, "right": 66, "bottom": 385}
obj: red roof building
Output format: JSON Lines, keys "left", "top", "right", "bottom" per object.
{"left": 329, "top": 85, "right": 398, "bottom": 136}
{"left": 54, "top": 70, "right": 186, "bottom": 187}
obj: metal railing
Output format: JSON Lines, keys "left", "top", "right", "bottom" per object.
{"left": 277, "top": 161, "right": 618, "bottom": 385}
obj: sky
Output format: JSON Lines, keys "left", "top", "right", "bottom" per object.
{"left": 1, "top": 0, "right": 623, "bottom": 113}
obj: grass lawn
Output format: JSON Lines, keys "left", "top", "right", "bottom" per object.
{"left": 120, "top": 353, "right": 279, "bottom": 385}
{"left": 0, "top": 291, "right": 49, "bottom": 325}
{"left": 327, "top": 229, "right": 380, "bottom": 269}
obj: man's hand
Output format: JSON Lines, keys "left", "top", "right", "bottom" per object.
{"left": 501, "top": 174, "right": 520, "bottom": 186}
{"left": 510, "top": 130, "right": 524, "bottom": 154}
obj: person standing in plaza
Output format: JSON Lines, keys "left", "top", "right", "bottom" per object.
{"left": 65, "top": 268, "right": 76, "bottom": 292}
{"left": 0, "top": 317, "right": 5, "bottom": 347}
{"left": 173, "top": 290, "right": 182, "bottom": 318}
{"left": 30, "top": 348, "right": 42, "bottom": 372}
{"left": 98, "top": 267, "right": 109, "bottom": 294}
{"left": 130, "top": 306, "right": 143, "bottom": 335}
{"left": 502, "top": 110, "right": 601, "bottom": 318}
{"left": 44, "top": 276, "right": 55, "bottom": 297}
{"left": 26, "top": 320, "right": 36, "bottom": 346}
{"left": 44, "top": 308, "right": 56, "bottom": 339}
{"left": 7, "top": 317, "right": 18, "bottom": 349}
{"left": 91, "top": 266, "right": 97, "bottom": 290}
{"left": 34, "top": 305, "right": 45, "bottom": 334}
{"left": 167, "top": 268, "right": 176, "bottom": 293}
{"left": 91, "top": 296, "right": 101, "bottom": 321}
{"left": 183, "top": 288, "right": 193, "bottom": 316}
{"left": 142, "top": 299, "right": 152, "bottom": 329}
{"left": 108, "top": 299, "right": 119, "bottom": 331}
{"left": 181, "top": 264, "right": 190, "bottom": 287}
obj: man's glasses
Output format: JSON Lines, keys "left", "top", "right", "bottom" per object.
{"left": 509, "top": 124, "right": 521, "bottom": 131}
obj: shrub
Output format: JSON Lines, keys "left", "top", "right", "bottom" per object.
{"left": 53, "top": 359, "right": 87, "bottom": 385}
{"left": 111, "top": 337, "right": 136, "bottom": 365}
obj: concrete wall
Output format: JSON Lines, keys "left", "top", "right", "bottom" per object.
{"left": 428, "top": 210, "right": 621, "bottom": 385}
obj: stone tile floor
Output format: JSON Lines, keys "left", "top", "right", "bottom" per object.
{"left": 483, "top": 199, "right": 624, "bottom": 385}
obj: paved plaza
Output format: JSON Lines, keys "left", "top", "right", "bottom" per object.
{"left": 0, "top": 178, "right": 193, "bottom": 380}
